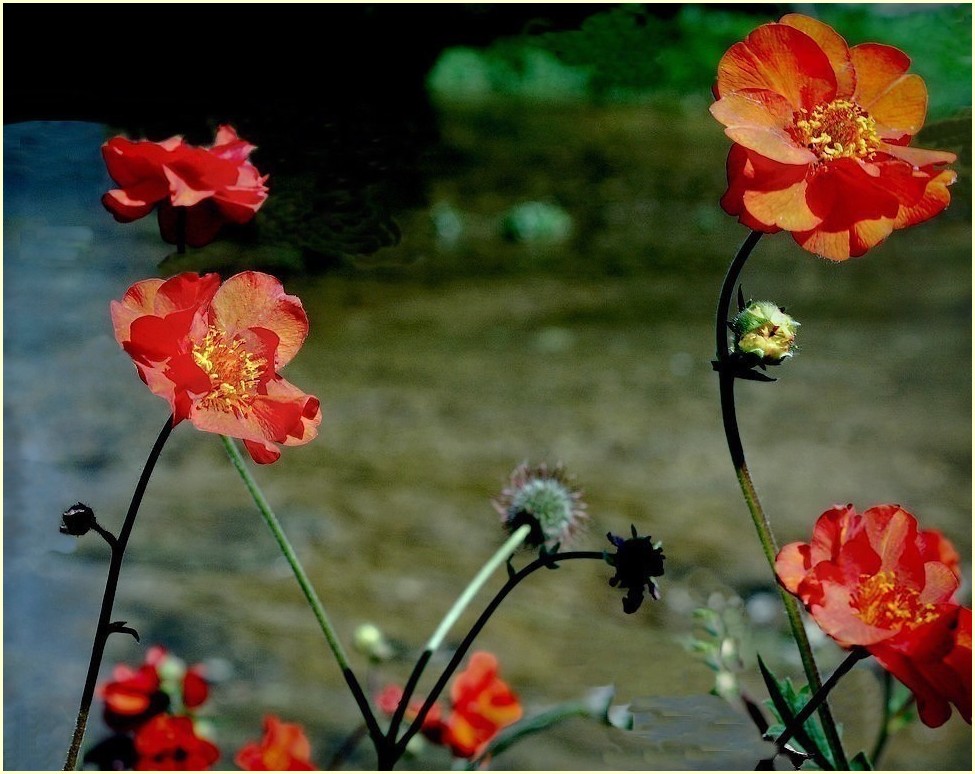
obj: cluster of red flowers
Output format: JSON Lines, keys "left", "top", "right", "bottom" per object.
{"left": 112, "top": 271, "right": 321, "bottom": 464}
{"left": 712, "top": 14, "right": 956, "bottom": 260}
{"left": 102, "top": 125, "right": 268, "bottom": 248}
{"left": 84, "top": 646, "right": 219, "bottom": 770}
{"left": 776, "top": 504, "right": 971, "bottom": 728}
{"left": 377, "top": 651, "right": 523, "bottom": 760}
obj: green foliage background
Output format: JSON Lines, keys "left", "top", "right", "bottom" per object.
{"left": 429, "top": 3, "right": 972, "bottom": 120}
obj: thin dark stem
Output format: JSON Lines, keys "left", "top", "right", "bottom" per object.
{"left": 773, "top": 649, "right": 869, "bottom": 754}
{"left": 391, "top": 551, "right": 604, "bottom": 762}
{"left": 713, "top": 230, "right": 847, "bottom": 769}
{"left": 715, "top": 229, "right": 764, "bottom": 362}
{"left": 385, "top": 650, "right": 432, "bottom": 747}
{"left": 64, "top": 415, "right": 175, "bottom": 771}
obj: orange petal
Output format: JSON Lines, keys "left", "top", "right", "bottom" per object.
{"left": 779, "top": 13, "right": 855, "bottom": 98}
{"left": 711, "top": 90, "right": 816, "bottom": 164}
{"left": 775, "top": 542, "right": 812, "bottom": 595}
{"left": 879, "top": 142, "right": 956, "bottom": 168}
{"left": 793, "top": 227, "right": 854, "bottom": 261}
{"left": 716, "top": 23, "right": 836, "bottom": 110}
{"left": 742, "top": 178, "right": 821, "bottom": 230}
{"left": 209, "top": 272, "right": 309, "bottom": 367}
{"left": 920, "top": 562, "right": 961, "bottom": 605}
{"left": 894, "top": 168, "right": 956, "bottom": 229}
{"left": 850, "top": 44, "right": 926, "bottom": 134}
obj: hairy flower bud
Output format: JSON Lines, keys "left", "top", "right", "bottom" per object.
{"left": 60, "top": 502, "right": 96, "bottom": 536}
{"left": 732, "top": 301, "right": 799, "bottom": 364}
{"left": 493, "top": 462, "right": 588, "bottom": 551}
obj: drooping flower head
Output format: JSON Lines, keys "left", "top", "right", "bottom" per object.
{"left": 776, "top": 504, "right": 971, "bottom": 727}
{"left": 235, "top": 715, "right": 317, "bottom": 771}
{"left": 376, "top": 651, "right": 522, "bottom": 760}
{"left": 102, "top": 125, "right": 269, "bottom": 247}
{"left": 605, "top": 525, "right": 666, "bottom": 614}
{"left": 111, "top": 271, "right": 322, "bottom": 464}
{"left": 493, "top": 462, "right": 588, "bottom": 551}
{"left": 133, "top": 713, "right": 220, "bottom": 770}
{"left": 711, "top": 14, "right": 956, "bottom": 260}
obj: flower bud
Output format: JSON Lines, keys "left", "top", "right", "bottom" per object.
{"left": 492, "top": 462, "right": 588, "bottom": 551}
{"left": 60, "top": 502, "right": 96, "bottom": 536}
{"left": 353, "top": 623, "right": 394, "bottom": 662}
{"left": 732, "top": 301, "right": 799, "bottom": 364}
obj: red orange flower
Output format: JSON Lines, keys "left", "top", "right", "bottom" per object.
{"left": 776, "top": 504, "right": 971, "bottom": 727}
{"left": 133, "top": 714, "right": 220, "bottom": 770}
{"left": 378, "top": 651, "right": 522, "bottom": 759}
{"left": 442, "top": 651, "right": 523, "bottom": 758}
{"left": 711, "top": 14, "right": 956, "bottom": 260}
{"left": 112, "top": 271, "right": 322, "bottom": 464}
{"left": 102, "top": 125, "right": 268, "bottom": 247}
{"left": 235, "top": 715, "right": 317, "bottom": 771}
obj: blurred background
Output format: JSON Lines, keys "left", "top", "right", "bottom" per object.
{"left": 4, "top": 3, "right": 971, "bottom": 770}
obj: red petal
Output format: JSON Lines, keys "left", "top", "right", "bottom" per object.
{"left": 716, "top": 22, "right": 836, "bottom": 110}
{"left": 779, "top": 14, "right": 855, "bottom": 98}
{"left": 209, "top": 272, "right": 309, "bottom": 367}
{"left": 711, "top": 89, "right": 816, "bottom": 164}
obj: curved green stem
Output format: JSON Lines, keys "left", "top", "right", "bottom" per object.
{"left": 64, "top": 415, "right": 175, "bottom": 770}
{"left": 220, "top": 436, "right": 384, "bottom": 746}
{"left": 386, "top": 525, "right": 531, "bottom": 747}
{"left": 714, "top": 231, "right": 848, "bottom": 769}
{"left": 426, "top": 524, "right": 531, "bottom": 653}
{"left": 392, "top": 550, "right": 605, "bottom": 762}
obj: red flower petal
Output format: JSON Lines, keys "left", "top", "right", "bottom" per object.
{"left": 776, "top": 504, "right": 970, "bottom": 726}
{"left": 208, "top": 272, "right": 309, "bottom": 368}
{"left": 716, "top": 22, "right": 836, "bottom": 110}
{"left": 780, "top": 13, "right": 855, "bottom": 98}
{"left": 235, "top": 715, "right": 316, "bottom": 771}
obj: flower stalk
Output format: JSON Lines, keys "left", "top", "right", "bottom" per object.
{"left": 392, "top": 549, "right": 605, "bottom": 763}
{"left": 714, "top": 231, "right": 847, "bottom": 769}
{"left": 220, "top": 435, "right": 384, "bottom": 746}
{"left": 64, "top": 415, "right": 175, "bottom": 771}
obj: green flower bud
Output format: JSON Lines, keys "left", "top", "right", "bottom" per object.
{"left": 353, "top": 623, "right": 394, "bottom": 662}
{"left": 732, "top": 301, "right": 799, "bottom": 364}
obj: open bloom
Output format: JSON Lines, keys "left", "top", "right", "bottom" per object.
{"left": 235, "top": 715, "right": 317, "bottom": 771}
{"left": 776, "top": 504, "right": 971, "bottom": 727}
{"left": 102, "top": 125, "right": 268, "bottom": 247}
{"left": 133, "top": 714, "right": 220, "bottom": 770}
{"left": 376, "top": 651, "right": 522, "bottom": 759}
{"left": 112, "top": 271, "right": 322, "bottom": 464}
{"left": 711, "top": 14, "right": 956, "bottom": 260}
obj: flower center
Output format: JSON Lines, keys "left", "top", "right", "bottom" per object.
{"left": 852, "top": 571, "right": 938, "bottom": 632}
{"left": 793, "top": 99, "right": 881, "bottom": 160}
{"left": 191, "top": 327, "right": 266, "bottom": 415}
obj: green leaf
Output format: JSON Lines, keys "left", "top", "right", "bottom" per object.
{"left": 850, "top": 751, "right": 874, "bottom": 770}
{"left": 757, "top": 655, "right": 834, "bottom": 770}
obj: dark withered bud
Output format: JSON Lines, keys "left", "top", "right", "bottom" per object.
{"left": 60, "top": 502, "right": 96, "bottom": 536}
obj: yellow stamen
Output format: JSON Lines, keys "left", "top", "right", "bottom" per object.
{"left": 852, "top": 571, "right": 938, "bottom": 632}
{"left": 191, "top": 327, "right": 266, "bottom": 415}
{"left": 793, "top": 99, "right": 881, "bottom": 161}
